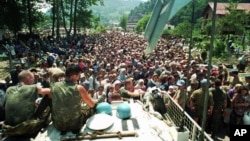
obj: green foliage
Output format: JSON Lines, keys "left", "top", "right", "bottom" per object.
{"left": 217, "top": 2, "right": 248, "bottom": 35}
{"left": 91, "top": 16, "right": 101, "bottom": 29}
{"left": 128, "top": 0, "right": 157, "bottom": 22}
{"left": 203, "top": 20, "right": 213, "bottom": 35}
{"left": 194, "top": 17, "right": 203, "bottom": 29}
{"left": 75, "top": 9, "right": 93, "bottom": 29}
{"left": 94, "top": 24, "right": 107, "bottom": 33}
{"left": 90, "top": 0, "right": 143, "bottom": 24}
{"left": 171, "top": 21, "right": 192, "bottom": 38}
{"left": 119, "top": 14, "right": 128, "bottom": 32}
{"left": 0, "top": 1, "right": 22, "bottom": 33}
{"left": 195, "top": 35, "right": 210, "bottom": 50}
{"left": 0, "top": 0, "right": 102, "bottom": 35}
{"left": 57, "top": 0, "right": 102, "bottom": 36}
{"left": 33, "top": 11, "right": 47, "bottom": 29}
{"left": 129, "top": 0, "right": 249, "bottom": 31}
{"left": 170, "top": 0, "right": 199, "bottom": 25}
{"left": 213, "top": 39, "right": 227, "bottom": 57}
{"left": 0, "top": 53, "right": 8, "bottom": 61}
{"left": 195, "top": 36, "right": 227, "bottom": 58}
{"left": 135, "top": 13, "right": 151, "bottom": 33}
{"left": 37, "top": 14, "right": 52, "bottom": 28}
{"left": 128, "top": 0, "right": 250, "bottom": 61}
{"left": 0, "top": 0, "right": 45, "bottom": 33}
{"left": 193, "top": 33, "right": 226, "bottom": 58}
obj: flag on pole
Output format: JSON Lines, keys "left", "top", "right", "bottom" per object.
{"left": 144, "top": 0, "right": 191, "bottom": 54}
{"left": 144, "top": 0, "right": 165, "bottom": 40}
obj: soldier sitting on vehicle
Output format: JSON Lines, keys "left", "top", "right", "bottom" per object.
{"left": 2, "top": 70, "right": 51, "bottom": 139}
{"left": 50, "top": 63, "right": 96, "bottom": 134}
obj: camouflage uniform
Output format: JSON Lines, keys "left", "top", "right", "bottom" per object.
{"left": 5, "top": 85, "right": 38, "bottom": 126}
{"left": 190, "top": 88, "right": 214, "bottom": 124}
{"left": 51, "top": 81, "right": 84, "bottom": 132}
{"left": 3, "top": 85, "right": 49, "bottom": 137}
{"left": 119, "top": 86, "right": 130, "bottom": 98}
{"left": 174, "top": 89, "right": 187, "bottom": 109}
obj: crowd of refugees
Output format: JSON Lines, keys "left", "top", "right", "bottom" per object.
{"left": 0, "top": 31, "right": 250, "bottom": 140}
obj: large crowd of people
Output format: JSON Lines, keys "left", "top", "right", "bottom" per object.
{"left": 0, "top": 31, "right": 250, "bottom": 140}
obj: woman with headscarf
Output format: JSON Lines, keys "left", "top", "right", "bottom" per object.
{"left": 134, "top": 79, "right": 147, "bottom": 92}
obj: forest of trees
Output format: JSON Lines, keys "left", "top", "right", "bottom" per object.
{"left": 90, "top": 0, "right": 143, "bottom": 25}
{"left": 0, "top": 0, "right": 103, "bottom": 40}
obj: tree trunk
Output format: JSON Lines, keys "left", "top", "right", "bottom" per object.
{"left": 61, "top": 0, "right": 67, "bottom": 36}
{"left": 68, "top": 0, "right": 73, "bottom": 36}
{"left": 56, "top": 0, "right": 60, "bottom": 42}
{"left": 27, "top": 0, "right": 33, "bottom": 34}
{"left": 73, "top": 0, "right": 79, "bottom": 35}
{"left": 52, "top": 0, "right": 56, "bottom": 37}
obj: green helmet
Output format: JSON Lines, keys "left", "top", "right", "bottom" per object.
{"left": 96, "top": 102, "right": 112, "bottom": 115}
{"left": 116, "top": 103, "right": 131, "bottom": 119}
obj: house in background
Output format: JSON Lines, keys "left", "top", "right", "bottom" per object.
{"left": 202, "top": 2, "right": 250, "bottom": 29}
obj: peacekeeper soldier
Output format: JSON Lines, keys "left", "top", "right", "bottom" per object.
{"left": 209, "top": 79, "right": 227, "bottom": 139}
{"left": 51, "top": 63, "right": 96, "bottom": 134}
{"left": 3, "top": 70, "right": 51, "bottom": 138}
{"left": 190, "top": 79, "right": 214, "bottom": 126}
{"left": 174, "top": 79, "right": 187, "bottom": 109}
{"left": 118, "top": 78, "right": 145, "bottom": 101}
{"left": 186, "top": 78, "right": 199, "bottom": 117}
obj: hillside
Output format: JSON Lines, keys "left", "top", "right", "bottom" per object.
{"left": 90, "top": 0, "right": 146, "bottom": 25}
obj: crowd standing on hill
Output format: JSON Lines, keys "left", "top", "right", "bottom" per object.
{"left": 0, "top": 31, "right": 250, "bottom": 140}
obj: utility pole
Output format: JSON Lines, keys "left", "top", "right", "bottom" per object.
{"left": 199, "top": 0, "right": 217, "bottom": 140}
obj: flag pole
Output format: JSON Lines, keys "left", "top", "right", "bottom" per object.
{"left": 144, "top": 0, "right": 191, "bottom": 55}
{"left": 178, "top": 0, "right": 195, "bottom": 132}
{"left": 199, "top": 0, "right": 217, "bottom": 140}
